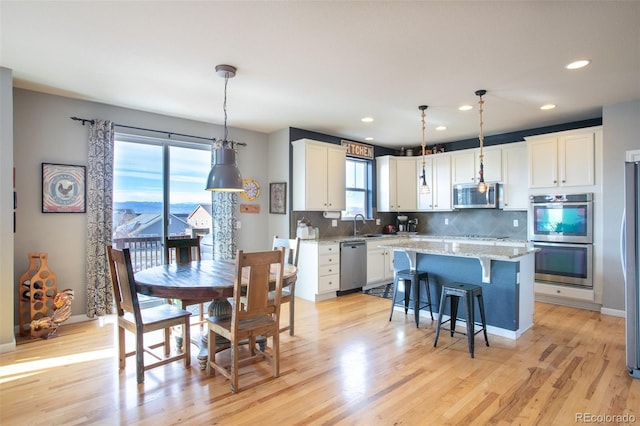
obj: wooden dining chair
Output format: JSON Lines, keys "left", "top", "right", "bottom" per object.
{"left": 207, "top": 248, "right": 285, "bottom": 393}
{"left": 165, "top": 236, "right": 208, "bottom": 328}
{"left": 106, "top": 245, "right": 191, "bottom": 384}
{"left": 272, "top": 236, "right": 300, "bottom": 335}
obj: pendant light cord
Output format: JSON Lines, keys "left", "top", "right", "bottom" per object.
{"left": 223, "top": 73, "right": 229, "bottom": 144}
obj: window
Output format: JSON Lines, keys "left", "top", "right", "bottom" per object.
{"left": 112, "top": 134, "right": 213, "bottom": 264}
{"left": 343, "top": 157, "right": 372, "bottom": 219}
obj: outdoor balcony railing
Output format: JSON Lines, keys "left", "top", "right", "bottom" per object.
{"left": 112, "top": 236, "right": 164, "bottom": 272}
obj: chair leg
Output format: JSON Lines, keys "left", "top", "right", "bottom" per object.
{"left": 273, "top": 332, "right": 280, "bottom": 379}
{"left": 434, "top": 288, "right": 448, "bottom": 348}
{"left": 465, "top": 295, "right": 475, "bottom": 358}
{"left": 135, "top": 331, "right": 145, "bottom": 384}
{"left": 289, "top": 291, "right": 295, "bottom": 336}
{"left": 412, "top": 277, "right": 420, "bottom": 328}
{"left": 118, "top": 326, "right": 126, "bottom": 369}
{"left": 389, "top": 275, "right": 400, "bottom": 321}
{"left": 207, "top": 327, "right": 215, "bottom": 376}
{"left": 403, "top": 279, "right": 411, "bottom": 315}
{"left": 164, "top": 328, "right": 171, "bottom": 356}
{"left": 450, "top": 296, "right": 459, "bottom": 337}
{"left": 199, "top": 303, "right": 205, "bottom": 328}
{"left": 477, "top": 295, "right": 490, "bottom": 347}
{"left": 424, "top": 276, "right": 434, "bottom": 321}
{"left": 183, "top": 318, "right": 191, "bottom": 367}
{"left": 230, "top": 340, "right": 239, "bottom": 393}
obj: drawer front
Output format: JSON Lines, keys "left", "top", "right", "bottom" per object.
{"left": 319, "top": 264, "right": 339, "bottom": 277}
{"left": 319, "top": 253, "right": 339, "bottom": 266}
{"left": 318, "top": 274, "right": 340, "bottom": 293}
{"left": 319, "top": 244, "right": 339, "bottom": 256}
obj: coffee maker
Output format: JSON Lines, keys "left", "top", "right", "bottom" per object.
{"left": 397, "top": 215, "right": 408, "bottom": 232}
{"left": 407, "top": 218, "right": 418, "bottom": 233}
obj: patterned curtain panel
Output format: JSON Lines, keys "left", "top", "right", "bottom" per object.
{"left": 86, "top": 120, "right": 115, "bottom": 317}
{"left": 211, "top": 145, "right": 238, "bottom": 260}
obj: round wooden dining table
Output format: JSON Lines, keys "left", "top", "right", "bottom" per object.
{"left": 134, "top": 259, "right": 297, "bottom": 369}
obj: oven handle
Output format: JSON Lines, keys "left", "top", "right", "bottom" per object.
{"left": 533, "top": 241, "right": 592, "bottom": 248}
{"left": 621, "top": 209, "right": 626, "bottom": 282}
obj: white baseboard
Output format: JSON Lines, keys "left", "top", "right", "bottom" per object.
{"left": 0, "top": 339, "right": 16, "bottom": 354}
{"left": 601, "top": 307, "right": 625, "bottom": 318}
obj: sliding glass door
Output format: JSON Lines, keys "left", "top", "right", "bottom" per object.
{"left": 112, "top": 134, "right": 212, "bottom": 269}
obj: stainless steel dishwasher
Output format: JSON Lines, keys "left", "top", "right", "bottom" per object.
{"left": 339, "top": 240, "right": 367, "bottom": 292}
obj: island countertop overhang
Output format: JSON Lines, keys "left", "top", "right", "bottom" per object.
{"left": 378, "top": 240, "right": 538, "bottom": 261}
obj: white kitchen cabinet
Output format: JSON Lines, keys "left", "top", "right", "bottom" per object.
{"left": 376, "top": 156, "right": 417, "bottom": 212}
{"left": 296, "top": 242, "right": 340, "bottom": 302}
{"left": 501, "top": 142, "right": 528, "bottom": 210}
{"left": 451, "top": 147, "right": 502, "bottom": 184}
{"left": 417, "top": 154, "right": 452, "bottom": 211}
{"left": 526, "top": 127, "right": 598, "bottom": 189}
{"left": 366, "top": 238, "right": 401, "bottom": 287}
{"left": 292, "top": 139, "right": 347, "bottom": 211}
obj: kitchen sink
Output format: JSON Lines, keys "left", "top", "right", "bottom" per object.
{"left": 362, "top": 233, "right": 387, "bottom": 238}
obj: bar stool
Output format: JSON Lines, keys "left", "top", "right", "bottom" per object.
{"left": 389, "top": 269, "right": 434, "bottom": 327}
{"left": 433, "top": 282, "right": 489, "bottom": 358}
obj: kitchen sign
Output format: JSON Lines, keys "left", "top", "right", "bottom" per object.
{"left": 341, "top": 140, "right": 374, "bottom": 160}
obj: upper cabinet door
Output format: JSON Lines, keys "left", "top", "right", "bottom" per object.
{"left": 452, "top": 148, "right": 502, "bottom": 184}
{"left": 292, "top": 139, "right": 347, "bottom": 211}
{"left": 377, "top": 156, "right": 417, "bottom": 212}
{"left": 326, "top": 145, "right": 347, "bottom": 210}
{"left": 395, "top": 157, "right": 417, "bottom": 211}
{"left": 528, "top": 137, "right": 559, "bottom": 188}
{"left": 526, "top": 127, "right": 597, "bottom": 189}
{"left": 452, "top": 151, "right": 476, "bottom": 183}
{"left": 559, "top": 133, "right": 595, "bottom": 187}
{"left": 501, "top": 142, "right": 528, "bottom": 210}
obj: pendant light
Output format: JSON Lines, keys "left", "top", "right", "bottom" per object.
{"left": 418, "top": 105, "right": 430, "bottom": 195}
{"left": 475, "top": 89, "right": 488, "bottom": 194}
{"left": 205, "top": 64, "right": 244, "bottom": 192}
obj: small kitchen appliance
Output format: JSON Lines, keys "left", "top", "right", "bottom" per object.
{"left": 397, "top": 215, "right": 408, "bottom": 232}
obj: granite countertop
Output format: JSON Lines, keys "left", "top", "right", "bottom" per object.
{"left": 301, "top": 234, "right": 529, "bottom": 247}
{"left": 378, "top": 239, "right": 537, "bottom": 260}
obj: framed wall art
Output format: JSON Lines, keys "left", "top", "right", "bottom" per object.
{"left": 269, "top": 182, "right": 287, "bottom": 214}
{"left": 42, "top": 163, "right": 86, "bottom": 213}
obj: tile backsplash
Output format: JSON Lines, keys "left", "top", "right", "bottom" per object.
{"left": 290, "top": 209, "right": 528, "bottom": 240}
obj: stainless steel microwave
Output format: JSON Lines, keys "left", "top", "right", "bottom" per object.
{"left": 452, "top": 183, "right": 500, "bottom": 209}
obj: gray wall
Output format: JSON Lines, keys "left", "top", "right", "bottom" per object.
{"left": 1, "top": 68, "right": 15, "bottom": 352}
{"left": 602, "top": 100, "right": 640, "bottom": 311}
{"left": 11, "top": 89, "right": 270, "bottom": 325}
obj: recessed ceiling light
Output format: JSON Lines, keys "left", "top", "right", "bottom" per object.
{"left": 459, "top": 105, "right": 473, "bottom": 111}
{"left": 361, "top": 116, "right": 374, "bottom": 123}
{"left": 364, "top": 137, "right": 374, "bottom": 141}
{"left": 540, "top": 104, "right": 556, "bottom": 110}
{"left": 436, "top": 126, "right": 447, "bottom": 131}
{"left": 566, "top": 59, "right": 591, "bottom": 70}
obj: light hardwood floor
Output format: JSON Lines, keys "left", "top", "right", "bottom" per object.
{"left": 1, "top": 293, "right": 639, "bottom": 425}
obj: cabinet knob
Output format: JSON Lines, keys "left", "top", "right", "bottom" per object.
{"left": 553, "top": 180, "right": 557, "bottom": 183}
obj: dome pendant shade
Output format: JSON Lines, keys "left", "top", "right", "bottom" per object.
{"left": 205, "top": 147, "right": 244, "bottom": 192}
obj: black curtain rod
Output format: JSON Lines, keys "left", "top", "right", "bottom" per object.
{"left": 69, "top": 116, "right": 247, "bottom": 146}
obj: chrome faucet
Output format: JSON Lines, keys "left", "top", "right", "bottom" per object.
{"left": 353, "top": 213, "right": 366, "bottom": 236}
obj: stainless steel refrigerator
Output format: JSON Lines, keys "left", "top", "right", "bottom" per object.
{"left": 623, "top": 149, "right": 640, "bottom": 379}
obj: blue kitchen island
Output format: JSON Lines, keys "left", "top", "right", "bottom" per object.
{"left": 381, "top": 238, "right": 538, "bottom": 340}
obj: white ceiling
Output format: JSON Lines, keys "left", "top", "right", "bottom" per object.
{"left": 2, "top": 1, "right": 639, "bottom": 148}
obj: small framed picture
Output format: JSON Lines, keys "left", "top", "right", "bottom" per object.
{"left": 42, "top": 163, "right": 86, "bottom": 213}
{"left": 269, "top": 182, "right": 287, "bottom": 214}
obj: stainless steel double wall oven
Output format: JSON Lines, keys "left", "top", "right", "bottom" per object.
{"left": 529, "top": 193, "right": 594, "bottom": 288}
